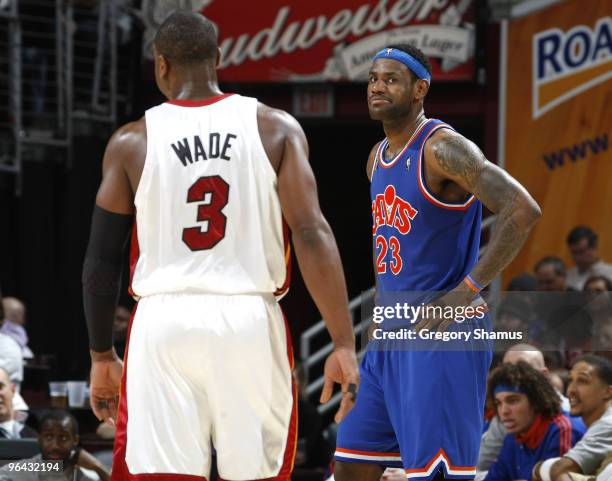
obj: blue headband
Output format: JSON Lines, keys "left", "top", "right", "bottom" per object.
{"left": 494, "top": 384, "right": 525, "bottom": 396}
{"left": 373, "top": 48, "right": 431, "bottom": 83}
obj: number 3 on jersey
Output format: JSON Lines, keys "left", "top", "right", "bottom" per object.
{"left": 182, "top": 175, "right": 230, "bottom": 251}
{"left": 375, "top": 235, "right": 403, "bottom": 275}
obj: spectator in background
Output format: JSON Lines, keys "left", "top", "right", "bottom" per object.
{"left": 534, "top": 257, "right": 592, "bottom": 353}
{"left": 508, "top": 273, "right": 538, "bottom": 291}
{"left": 0, "top": 289, "right": 24, "bottom": 388}
{"left": 584, "top": 276, "right": 612, "bottom": 318}
{"left": 495, "top": 296, "right": 536, "bottom": 348}
{"left": 536, "top": 257, "right": 571, "bottom": 292}
{"left": 504, "top": 346, "right": 571, "bottom": 410}
{"left": 0, "top": 289, "right": 28, "bottom": 420}
{"left": 0, "top": 410, "right": 110, "bottom": 481}
{"left": 584, "top": 276, "right": 612, "bottom": 293}
{"left": 1, "top": 297, "right": 34, "bottom": 359}
{"left": 479, "top": 345, "right": 573, "bottom": 471}
{"left": 550, "top": 369, "right": 571, "bottom": 397}
{"left": 0, "top": 367, "right": 36, "bottom": 439}
{"left": 0, "top": 332, "right": 22, "bottom": 390}
{"left": 593, "top": 323, "right": 612, "bottom": 363}
{"left": 566, "top": 227, "right": 612, "bottom": 291}
{"left": 533, "top": 355, "right": 612, "bottom": 481}
{"left": 583, "top": 276, "right": 612, "bottom": 356}
{"left": 483, "top": 362, "right": 584, "bottom": 481}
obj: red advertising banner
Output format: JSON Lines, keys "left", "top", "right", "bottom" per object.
{"left": 200, "top": 0, "right": 477, "bottom": 82}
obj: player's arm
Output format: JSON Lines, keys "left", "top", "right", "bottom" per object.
{"left": 425, "top": 129, "right": 541, "bottom": 289}
{"left": 274, "top": 110, "right": 359, "bottom": 422}
{"left": 82, "top": 120, "right": 144, "bottom": 422}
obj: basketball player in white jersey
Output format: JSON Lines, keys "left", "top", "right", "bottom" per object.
{"left": 81, "top": 11, "right": 359, "bottom": 481}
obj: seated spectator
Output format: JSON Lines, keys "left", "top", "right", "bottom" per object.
{"left": 536, "top": 257, "right": 572, "bottom": 293}
{"left": 479, "top": 345, "right": 573, "bottom": 471}
{"left": 584, "top": 276, "right": 612, "bottom": 294}
{"left": 0, "top": 410, "right": 110, "bottom": 481}
{"left": 550, "top": 369, "right": 570, "bottom": 397}
{"left": 0, "top": 293, "right": 29, "bottom": 421}
{"left": 566, "top": 226, "right": 612, "bottom": 291}
{"left": 533, "top": 355, "right": 612, "bottom": 481}
{"left": 0, "top": 333, "right": 23, "bottom": 392}
{"left": 0, "top": 367, "right": 36, "bottom": 439}
{"left": 484, "top": 362, "right": 585, "bottom": 481}
{"left": 504, "top": 346, "right": 571, "bottom": 410}
{"left": 0, "top": 289, "right": 24, "bottom": 390}
{"left": 1, "top": 297, "right": 34, "bottom": 359}
{"left": 583, "top": 276, "right": 612, "bottom": 354}
{"left": 496, "top": 296, "right": 535, "bottom": 332}
{"left": 508, "top": 273, "right": 538, "bottom": 291}
{"left": 533, "top": 258, "right": 593, "bottom": 353}
{"left": 593, "top": 322, "right": 612, "bottom": 363}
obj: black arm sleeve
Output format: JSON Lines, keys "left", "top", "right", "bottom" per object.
{"left": 82, "top": 205, "right": 133, "bottom": 352}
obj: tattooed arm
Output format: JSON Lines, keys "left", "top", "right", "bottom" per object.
{"left": 425, "top": 129, "right": 541, "bottom": 288}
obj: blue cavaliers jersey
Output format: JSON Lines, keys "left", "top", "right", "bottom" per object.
{"left": 371, "top": 118, "right": 482, "bottom": 293}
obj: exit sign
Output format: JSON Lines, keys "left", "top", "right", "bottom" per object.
{"left": 293, "top": 86, "right": 334, "bottom": 118}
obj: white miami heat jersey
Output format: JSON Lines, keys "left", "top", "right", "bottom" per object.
{"left": 131, "top": 93, "right": 289, "bottom": 297}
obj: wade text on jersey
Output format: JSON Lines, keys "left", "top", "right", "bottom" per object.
{"left": 171, "top": 132, "right": 238, "bottom": 167}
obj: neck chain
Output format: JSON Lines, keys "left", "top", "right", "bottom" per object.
{"left": 384, "top": 115, "right": 428, "bottom": 159}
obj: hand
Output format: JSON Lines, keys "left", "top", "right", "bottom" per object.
{"left": 89, "top": 348, "right": 123, "bottom": 424}
{"left": 415, "top": 281, "right": 474, "bottom": 334}
{"left": 382, "top": 468, "right": 409, "bottom": 481}
{"left": 320, "top": 346, "right": 359, "bottom": 423}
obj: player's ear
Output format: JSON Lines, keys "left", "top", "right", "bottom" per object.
{"left": 414, "top": 79, "right": 429, "bottom": 101}
{"left": 604, "top": 384, "right": 612, "bottom": 402}
{"left": 215, "top": 47, "right": 222, "bottom": 70}
{"left": 157, "top": 54, "right": 169, "bottom": 79}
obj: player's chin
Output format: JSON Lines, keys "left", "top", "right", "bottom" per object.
{"left": 368, "top": 105, "right": 393, "bottom": 120}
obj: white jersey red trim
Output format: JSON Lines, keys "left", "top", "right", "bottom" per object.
{"left": 130, "top": 94, "right": 289, "bottom": 297}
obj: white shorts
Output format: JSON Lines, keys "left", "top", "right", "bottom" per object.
{"left": 112, "top": 293, "right": 297, "bottom": 481}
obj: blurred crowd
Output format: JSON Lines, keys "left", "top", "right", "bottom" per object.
{"left": 495, "top": 225, "right": 612, "bottom": 367}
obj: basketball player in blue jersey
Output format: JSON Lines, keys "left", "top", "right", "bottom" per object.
{"left": 334, "top": 44, "right": 542, "bottom": 481}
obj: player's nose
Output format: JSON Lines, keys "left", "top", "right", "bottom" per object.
{"left": 370, "top": 79, "right": 387, "bottom": 93}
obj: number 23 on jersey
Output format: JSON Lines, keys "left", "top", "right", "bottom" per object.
{"left": 375, "top": 235, "right": 403, "bottom": 275}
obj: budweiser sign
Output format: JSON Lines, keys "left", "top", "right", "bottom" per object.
{"left": 139, "top": 0, "right": 476, "bottom": 82}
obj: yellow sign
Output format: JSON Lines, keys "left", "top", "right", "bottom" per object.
{"left": 502, "top": 1, "right": 611, "bottom": 283}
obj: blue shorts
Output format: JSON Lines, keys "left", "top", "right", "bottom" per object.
{"left": 335, "top": 315, "right": 492, "bottom": 480}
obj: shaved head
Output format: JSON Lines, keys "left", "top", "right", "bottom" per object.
{"left": 2, "top": 297, "right": 25, "bottom": 325}
{"left": 503, "top": 344, "right": 546, "bottom": 372}
{"left": 154, "top": 11, "right": 218, "bottom": 66}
